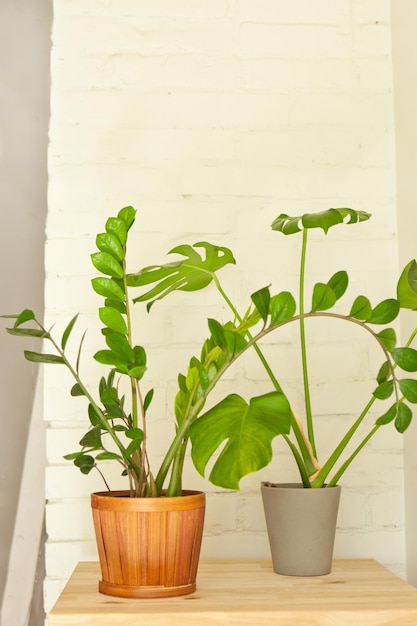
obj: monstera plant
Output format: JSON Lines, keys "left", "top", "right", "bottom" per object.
{"left": 3, "top": 207, "right": 417, "bottom": 495}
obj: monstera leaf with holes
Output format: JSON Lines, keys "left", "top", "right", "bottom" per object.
{"left": 128, "top": 242, "right": 236, "bottom": 310}
{"left": 190, "top": 391, "right": 292, "bottom": 490}
{"left": 4, "top": 204, "right": 417, "bottom": 498}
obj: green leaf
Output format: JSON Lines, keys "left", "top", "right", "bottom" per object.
{"left": 106, "top": 217, "right": 127, "bottom": 246}
{"left": 24, "top": 351, "right": 65, "bottom": 364}
{"left": 129, "top": 242, "right": 235, "bottom": 309}
{"left": 376, "top": 360, "right": 391, "bottom": 385}
{"left": 133, "top": 345, "right": 146, "bottom": 367}
{"left": 79, "top": 426, "right": 102, "bottom": 449}
{"left": 96, "top": 232, "right": 124, "bottom": 261}
{"left": 128, "top": 365, "right": 147, "bottom": 380}
{"left": 377, "top": 328, "right": 396, "bottom": 352}
{"left": 395, "top": 402, "right": 413, "bottom": 433}
{"left": 251, "top": 286, "right": 271, "bottom": 324}
{"left": 71, "top": 383, "right": 85, "bottom": 396}
{"left": 311, "top": 283, "right": 336, "bottom": 312}
{"left": 105, "top": 332, "right": 135, "bottom": 362}
{"left": 100, "top": 387, "right": 120, "bottom": 406}
{"left": 61, "top": 314, "right": 79, "bottom": 351}
{"left": 95, "top": 451, "right": 123, "bottom": 461}
{"left": 104, "top": 298, "right": 126, "bottom": 314}
{"left": 397, "top": 260, "right": 417, "bottom": 310}
{"left": 208, "top": 319, "right": 246, "bottom": 357}
{"left": 98, "top": 307, "right": 127, "bottom": 334}
{"left": 88, "top": 403, "right": 101, "bottom": 426}
{"left": 208, "top": 319, "right": 227, "bottom": 351}
{"left": 76, "top": 330, "right": 87, "bottom": 374}
{"left": 74, "top": 454, "right": 95, "bottom": 474}
{"left": 392, "top": 347, "right": 417, "bottom": 372}
{"left": 271, "top": 208, "right": 371, "bottom": 235}
{"left": 15, "top": 309, "right": 35, "bottom": 327}
{"left": 399, "top": 379, "right": 417, "bottom": 403}
{"left": 373, "top": 380, "right": 394, "bottom": 400}
{"left": 125, "top": 427, "right": 144, "bottom": 442}
{"left": 144, "top": 388, "right": 154, "bottom": 412}
{"left": 375, "top": 404, "right": 397, "bottom": 426}
{"left": 349, "top": 295, "right": 372, "bottom": 321}
{"left": 118, "top": 205, "right": 136, "bottom": 230}
{"left": 93, "top": 349, "right": 129, "bottom": 371}
{"left": 6, "top": 328, "right": 47, "bottom": 338}
{"left": 327, "top": 271, "right": 348, "bottom": 300}
{"left": 269, "top": 292, "right": 296, "bottom": 326}
{"left": 92, "top": 252, "right": 123, "bottom": 279}
{"left": 91, "top": 277, "right": 125, "bottom": 302}
{"left": 123, "top": 438, "right": 142, "bottom": 459}
{"left": 190, "top": 391, "right": 292, "bottom": 490}
{"left": 369, "top": 299, "right": 399, "bottom": 325}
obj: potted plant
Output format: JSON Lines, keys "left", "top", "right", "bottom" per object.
{"left": 3, "top": 207, "right": 417, "bottom": 588}
{"left": 2, "top": 205, "right": 292, "bottom": 598}
{"left": 123, "top": 207, "right": 417, "bottom": 577}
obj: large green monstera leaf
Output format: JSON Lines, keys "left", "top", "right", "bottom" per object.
{"left": 128, "top": 242, "right": 236, "bottom": 310}
{"left": 189, "top": 391, "right": 292, "bottom": 490}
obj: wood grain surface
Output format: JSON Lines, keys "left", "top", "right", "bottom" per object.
{"left": 49, "top": 559, "right": 417, "bottom": 625}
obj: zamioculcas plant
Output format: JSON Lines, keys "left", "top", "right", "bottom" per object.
{"left": 3, "top": 207, "right": 417, "bottom": 495}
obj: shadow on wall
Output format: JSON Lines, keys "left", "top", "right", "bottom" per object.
{"left": 0, "top": 0, "right": 51, "bottom": 623}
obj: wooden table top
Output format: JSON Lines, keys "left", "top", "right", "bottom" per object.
{"left": 48, "top": 559, "right": 417, "bottom": 625}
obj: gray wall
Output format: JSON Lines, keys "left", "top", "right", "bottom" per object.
{"left": 0, "top": 0, "right": 51, "bottom": 612}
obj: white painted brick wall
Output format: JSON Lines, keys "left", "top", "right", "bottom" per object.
{"left": 46, "top": 0, "right": 403, "bottom": 616}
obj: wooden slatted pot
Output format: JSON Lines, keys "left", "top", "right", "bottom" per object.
{"left": 91, "top": 489, "right": 205, "bottom": 598}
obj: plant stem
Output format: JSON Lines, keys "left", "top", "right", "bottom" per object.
{"left": 299, "top": 228, "right": 315, "bottom": 456}
{"left": 311, "top": 395, "right": 376, "bottom": 488}
{"left": 213, "top": 273, "right": 317, "bottom": 477}
{"left": 326, "top": 425, "right": 380, "bottom": 487}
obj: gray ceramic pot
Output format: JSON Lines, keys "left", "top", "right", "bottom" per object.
{"left": 261, "top": 482, "right": 341, "bottom": 576}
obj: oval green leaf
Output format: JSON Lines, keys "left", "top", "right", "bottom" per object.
{"left": 251, "top": 286, "right": 271, "bottom": 324}
{"left": 106, "top": 217, "right": 127, "bottom": 246}
{"left": 91, "top": 252, "right": 123, "bottom": 279}
{"left": 118, "top": 205, "right": 136, "bottom": 230}
{"left": 91, "top": 277, "right": 125, "bottom": 302}
{"left": 99, "top": 307, "right": 127, "bottom": 334}
{"left": 270, "top": 291, "right": 296, "bottom": 326}
{"left": 373, "top": 380, "right": 394, "bottom": 400}
{"left": 376, "top": 328, "right": 396, "bottom": 352}
{"left": 311, "top": 283, "right": 337, "bottom": 312}
{"left": 392, "top": 347, "right": 417, "bottom": 372}
{"left": 375, "top": 404, "right": 397, "bottom": 426}
{"left": 349, "top": 295, "right": 372, "bottom": 321}
{"left": 397, "top": 259, "right": 417, "bottom": 310}
{"left": 399, "top": 379, "right": 417, "bottom": 403}
{"left": 96, "top": 232, "right": 124, "bottom": 261}
{"left": 328, "top": 271, "right": 348, "bottom": 300}
{"left": 369, "top": 299, "right": 399, "bottom": 325}
{"left": 395, "top": 402, "right": 413, "bottom": 433}
{"left": 376, "top": 360, "right": 390, "bottom": 385}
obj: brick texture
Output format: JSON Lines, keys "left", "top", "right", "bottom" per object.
{"left": 46, "top": 0, "right": 402, "bottom": 616}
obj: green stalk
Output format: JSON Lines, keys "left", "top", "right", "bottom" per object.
{"left": 123, "top": 254, "right": 139, "bottom": 431}
{"left": 326, "top": 425, "right": 380, "bottom": 487}
{"left": 166, "top": 438, "right": 188, "bottom": 496}
{"left": 213, "top": 273, "right": 316, "bottom": 478}
{"left": 283, "top": 435, "right": 311, "bottom": 487}
{"left": 311, "top": 395, "right": 376, "bottom": 488}
{"left": 38, "top": 319, "right": 143, "bottom": 478}
{"left": 299, "top": 228, "right": 315, "bottom": 456}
